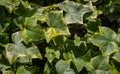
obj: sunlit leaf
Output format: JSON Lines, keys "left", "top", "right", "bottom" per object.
{"left": 89, "top": 27, "right": 118, "bottom": 56}
{"left": 16, "top": 66, "right": 31, "bottom": 74}
{"left": 59, "top": 1, "right": 94, "bottom": 24}
{"left": 21, "top": 17, "right": 44, "bottom": 44}
{"left": 12, "top": 31, "right": 22, "bottom": 44}
{"left": 45, "top": 11, "right": 70, "bottom": 43}
{"left": 72, "top": 58, "right": 84, "bottom": 72}
{"left": 5, "top": 43, "right": 42, "bottom": 64}
{"left": 3, "top": 70, "right": 14, "bottom": 74}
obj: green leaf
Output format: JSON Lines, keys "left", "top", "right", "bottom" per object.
{"left": 59, "top": 1, "right": 94, "bottom": 24}
{"left": 88, "top": 70, "right": 113, "bottom": 74}
{"left": 63, "top": 52, "right": 75, "bottom": 61}
{"left": 27, "top": 66, "right": 39, "bottom": 74}
{"left": 72, "top": 58, "right": 84, "bottom": 72}
{"left": 112, "top": 51, "right": 120, "bottom": 63}
{"left": 21, "top": 17, "right": 44, "bottom": 44}
{"left": 0, "top": 59, "right": 10, "bottom": 71}
{"left": 0, "top": 0, "right": 20, "bottom": 11}
{"left": 27, "top": 46, "right": 42, "bottom": 59}
{"left": 5, "top": 43, "right": 27, "bottom": 64}
{"left": 86, "top": 20, "right": 100, "bottom": 33}
{"left": 45, "top": 11, "right": 70, "bottom": 43}
{"left": 12, "top": 31, "right": 22, "bottom": 44}
{"left": 55, "top": 60, "right": 75, "bottom": 74}
{"left": 3, "top": 70, "right": 14, "bottom": 74}
{"left": 89, "top": 27, "right": 118, "bottom": 56}
{"left": 111, "top": 0, "right": 120, "bottom": 5}
{"left": 0, "top": 33, "right": 9, "bottom": 44}
{"left": 44, "top": 63, "right": 51, "bottom": 74}
{"left": 84, "top": 61, "right": 95, "bottom": 71}
{"left": 91, "top": 55, "right": 109, "bottom": 70}
{"left": 114, "top": 34, "right": 120, "bottom": 47}
{"left": 84, "top": 0, "right": 97, "bottom": 2}
{"left": 45, "top": 47, "right": 60, "bottom": 63}
{"left": 15, "top": 2, "right": 36, "bottom": 17}
{"left": 16, "top": 66, "right": 31, "bottom": 74}
{"left": 0, "top": 23, "right": 9, "bottom": 34}
{"left": 5, "top": 43, "right": 42, "bottom": 64}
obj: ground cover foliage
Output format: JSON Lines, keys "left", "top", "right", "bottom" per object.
{"left": 0, "top": 0, "right": 120, "bottom": 74}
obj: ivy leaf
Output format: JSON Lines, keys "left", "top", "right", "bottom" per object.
{"left": 88, "top": 70, "right": 113, "bottom": 74}
{"left": 91, "top": 55, "right": 109, "bottom": 70}
{"left": 45, "top": 11, "right": 70, "bottom": 43}
{"left": 45, "top": 47, "right": 60, "bottom": 63}
{"left": 5, "top": 43, "right": 27, "bottom": 64}
{"left": 59, "top": 1, "right": 94, "bottom": 24}
{"left": 5, "top": 42, "right": 42, "bottom": 64}
{"left": 21, "top": 17, "right": 44, "bottom": 44}
{"left": 0, "top": 0, "right": 20, "bottom": 11}
{"left": 89, "top": 27, "right": 118, "bottom": 56}
{"left": 0, "top": 23, "right": 9, "bottom": 34}
{"left": 84, "top": 61, "right": 95, "bottom": 71}
{"left": 88, "top": 55, "right": 113, "bottom": 74}
{"left": 72, "top": 58, "right": 84, "bottom": 72}
{"left": 0, "top": 59, "right": 10, "bottom": 71}
{"left": 84, "top": 0, "right": 97, "bottom": 2}
{"left": 55, "top": 60, "right": 75, "bottom": 74}
{"left": 12, "top": 31, "right": 22, "bottom": 44}
{"left": 112, "top": 50, "right": 120, "bottom": 63}
{"left": 3, "top": 70, "right": 14, "bottom": 74}
{"left": 16, "top": 66, "right": 31, "bottom": 74}
{"left": 0, "top": 33, "right": 9, "bottom": 44}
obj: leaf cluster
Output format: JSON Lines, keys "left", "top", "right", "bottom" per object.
{"left": 0, "top": 0, "right": 120, "bottom": 74}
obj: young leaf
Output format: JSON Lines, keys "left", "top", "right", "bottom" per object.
{"left": 12, "top": 31, "right": 22, "bottom": 44}
{"left": 72, "top": 58, "right": 84, "bottom": 72}
{"left": 45, "top": 47, "right": 60, "bottom": 63}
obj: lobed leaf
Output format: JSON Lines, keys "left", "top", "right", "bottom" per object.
{"left": 59, "top": 1, "right": 94, "bottom": 24}
{"left": 90, "top": 27, "right": 118, "bottom": 56}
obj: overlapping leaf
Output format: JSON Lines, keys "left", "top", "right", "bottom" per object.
{"left": 45, "top": 47, "right": 60, "bottom": 63}
{"left": 112, "top": 48, "right": 120, "bottom": 63}
{"left": 55, "top": 60, "right": 75, "bottom": 74}
{"left": 45, "top": 11, "right": 70, "bottom": 43}
{"left": 89, "top": 55, "right": 113, "bottom": 74}
{"left": 59, "top": 1, "right": 94, "bottom": 24}
{"left": 0, "top": 0, "right": 20, "bottom": 10}
{"left": 0, "top": 59, "right": 10, "bottom": 71}
{"left": 3, "top": 70, "right": 14, "bottom": 74}
{"left": 21, "top": 17, "right": 44, "bottom": 44}
{"left": 5, "top": 32, "right": 42, "bottom": 64}
{"left": 90, "top": 27, "right": 118, "bottom": 56}
{"left": 16, "top": 66, "right": 31, "bottom": 74}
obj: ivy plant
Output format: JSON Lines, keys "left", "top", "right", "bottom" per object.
{"left": 0, "top": 0, "right": 120, "bottom": 74}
